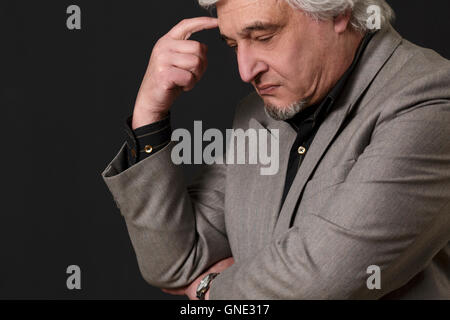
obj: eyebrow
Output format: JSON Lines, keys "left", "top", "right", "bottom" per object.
{"left": 220, "top": 21, "right": 281, "bottom": 41}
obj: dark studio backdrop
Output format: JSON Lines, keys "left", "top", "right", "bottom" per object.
{"left": 0, "top": 0, "right": 449, "bottom": 299}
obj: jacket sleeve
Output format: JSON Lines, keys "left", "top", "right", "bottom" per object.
{"left": 101, "top": 141, "right": 231, "bottom": 288}
{"left": 209, "top": 102, "right": 450, "bottom": 299}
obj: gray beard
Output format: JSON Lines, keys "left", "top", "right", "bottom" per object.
{"left": 264, "top": 99, "right": 309, "bottom": 121}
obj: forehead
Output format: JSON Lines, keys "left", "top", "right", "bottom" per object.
{"left": 217, "top": 0, "right": 291, "bottom": 33}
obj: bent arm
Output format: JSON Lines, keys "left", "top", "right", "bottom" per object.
{"left": 102, "top": 141, "right": 231, "bottom": 288}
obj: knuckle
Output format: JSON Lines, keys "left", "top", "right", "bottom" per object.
{"left": 186, "top": 71, "right": 195, "bottom": 82}
{"left": 193, "top": 55, "right": 201, "bottom": 66}
{"left": 152, "top": 46, "right": 163, "bottom": 59}
{"left": 154, "top": 38, "right": 165, "bottom": 50}
{"left": 179, "top": 19, "right": 188, "bottom": 27}
{"left": 156, "top": 37, "right": 170, "bottom": 51}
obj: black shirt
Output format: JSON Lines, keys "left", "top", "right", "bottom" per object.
{"left": 124, "top": 114, "right": 171, "bottom": 166}
{"left": 123, "top": 32, "right": 375, "bottom": 205}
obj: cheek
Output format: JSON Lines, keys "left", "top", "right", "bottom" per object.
{"left": 286, "top": 50, "right": 321, "bottom": 93}
{"left": 268, "top": 42, "right": 314, "bottom": 85}
{"left": 265, "top": 51, "right": 298, "bottom": 82}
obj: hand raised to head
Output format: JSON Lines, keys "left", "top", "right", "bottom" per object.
{"left": 133, "top": 17, "right": 218, "bottom": 129}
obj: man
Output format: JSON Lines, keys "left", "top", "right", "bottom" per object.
{"left": 102, "top": 0, "right": 450, "bottom": 299}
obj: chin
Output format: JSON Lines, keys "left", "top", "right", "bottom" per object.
{"left": 263, "top": 97, "right": 309, "bottom": 121}
{"left": 261, "top": 95, "right": 294, "bottom": 109}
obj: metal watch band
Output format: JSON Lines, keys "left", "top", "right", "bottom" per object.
{"left": 196, "top": 272, "right": 219, "bottom": 300}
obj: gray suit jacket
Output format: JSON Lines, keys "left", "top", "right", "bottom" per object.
{"left": 102, "top": 25, "right": 450, "bottom": 299}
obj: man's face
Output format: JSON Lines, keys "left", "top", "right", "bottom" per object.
{"left": 217, "top": 0, "right": 339, "bottom": 114}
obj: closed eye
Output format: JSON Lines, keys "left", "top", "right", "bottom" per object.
{"left": 256, "top": 35, "right": 274, "bottom": 42}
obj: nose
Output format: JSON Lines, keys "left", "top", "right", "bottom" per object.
{"left": 236, "top": 44, "right": 268, "bottom": 83}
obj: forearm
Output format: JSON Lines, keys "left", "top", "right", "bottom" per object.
{"left": 209, "top": 206, "right": 449, "bottom": 300}
{"left": 102, "top": 142, "right": 231, "bottom": 288}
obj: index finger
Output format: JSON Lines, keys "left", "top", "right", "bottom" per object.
{"left": 167, "top": 17, "right": 218, "bottom": 40}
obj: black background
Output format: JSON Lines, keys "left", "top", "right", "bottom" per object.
{"left": 0, "top": 0, "right": 449, "bottom": 299}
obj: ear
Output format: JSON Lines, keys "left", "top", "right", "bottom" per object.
{"left": 334, "top": 10, "right": 352, "bottom": 34}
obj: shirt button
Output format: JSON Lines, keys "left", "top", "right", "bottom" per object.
{"left": 144, "top": 145, "right": 153, "bottom": 154}
{"left": 298, "top": 146, "right": 306, "bottom": 155}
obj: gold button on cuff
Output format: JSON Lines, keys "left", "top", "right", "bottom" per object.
{"left": 144, "top": 145, "right": 153, "bottom": 154}
{"left": 298, "top": 146, "right": 306, "bottom": 155}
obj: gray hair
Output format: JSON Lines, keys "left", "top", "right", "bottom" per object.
{"left": 198, "top": 0, "right": 395, "bottom": 32}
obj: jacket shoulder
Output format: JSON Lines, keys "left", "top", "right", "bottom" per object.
{"left": 376, "top": 39, "right": 450, "bottom": 101}
{"left": 361, "top": 37, "right": 450, "bottom": 122}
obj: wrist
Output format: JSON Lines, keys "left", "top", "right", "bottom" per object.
{"left": 131, "top": 108, "right": 168, "bottom": 130}
{"left": 196, "top": 272, "right": 219, "bottom": 300}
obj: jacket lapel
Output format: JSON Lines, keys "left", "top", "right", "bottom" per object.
{"left": 245, "top": 117, "right": 296, "bottom": 243}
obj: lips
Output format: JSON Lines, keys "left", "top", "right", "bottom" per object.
{"left": 256, "top": 84, "right": 280, "bottom": 95}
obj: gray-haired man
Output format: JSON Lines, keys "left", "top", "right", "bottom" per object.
{"left": 102, "top": 0, "right": 450, "bottom": 299}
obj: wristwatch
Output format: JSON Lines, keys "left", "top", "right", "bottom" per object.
{"left": 196, "top": 272, "right": 219, "bottom": 300}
